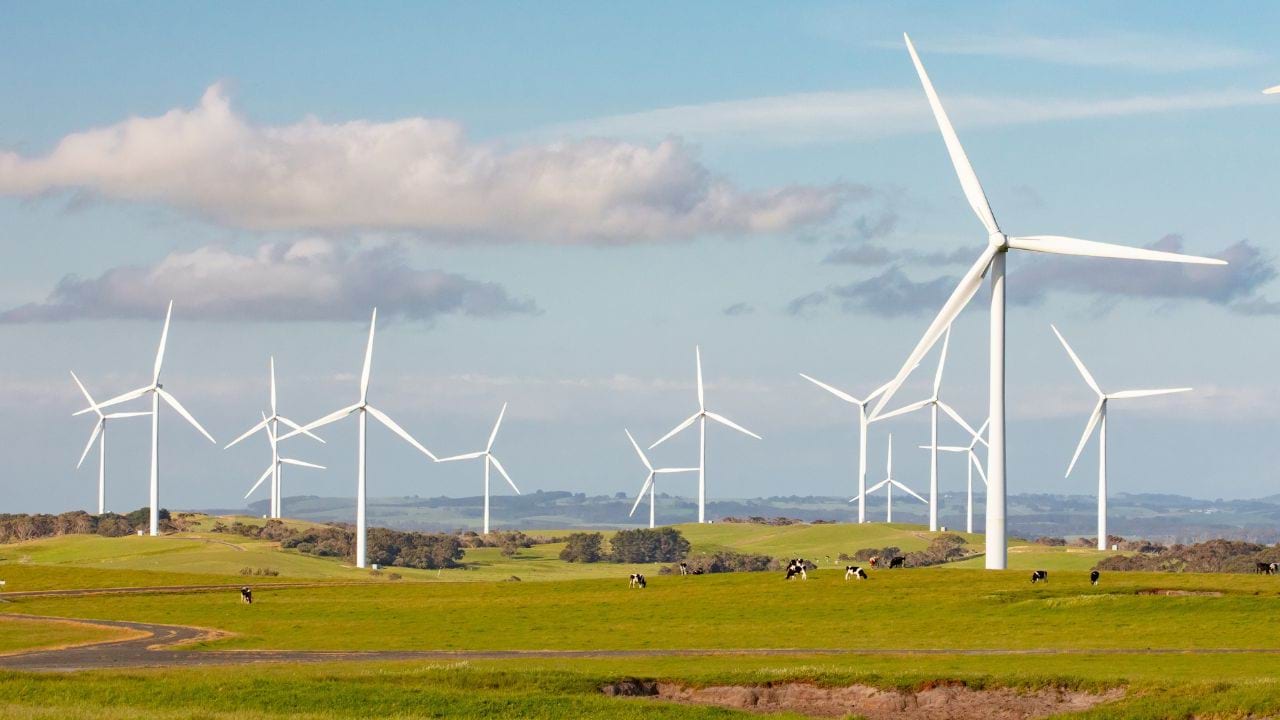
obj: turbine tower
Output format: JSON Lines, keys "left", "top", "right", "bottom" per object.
{"left": 70, "top": 372, "right": 150, "bottom": 515}
{"left": 924, "top": 417, "right": 988, "bottom": 534}
{"left": 437, "top": 403, "right": 520, "bottom": 535}
{"left": 1052, "top": 325, "right": 1191, "bottom": 551}
{"left": 225, "top": 357, "right": 326, "bottom": 519}
{"left": 874, "top": 327, "right": 983, "bottom": 532}
{"left": 797, "top": 373, "right": 891, "bottom": 524}
{"left": 624, "top": 429, "right": 697, "bottom": 529}
{"left": 240, "top": 412, "right": 326, "bottom": 509}
{"left": 869, "top": 35, "right": 1227, "bottom": 569}
{"left": 851, "top": 435, "right": 926, "bottom": 523}
{"left": 78, "top": 301, "right": 217, "bottom": 535}
{"left": 650, "top": 347, "right": 761, "bottom": 524}
{"left": 278, "top": 308, "right": 437, "bottom": 568}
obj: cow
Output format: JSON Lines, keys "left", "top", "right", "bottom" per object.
{"left": 239, "top": 586, "right": 253, "bottom": 604}
{"left": 1090, "top": 570, "right": 1100, "bottom": 586}
{"left": 1274, "top": 563, "right": 1279, "bottom": 575}
{"left": 629, "top": 573, "right": 647, "bottom": 589}
{"left": 678, "top": 562, "right": 690, "bottom": 576}
{"left": 868, "top": 556, "right": 880, "bottom": 568}
{"left": 1030, "top": 570, "right": 1048, "bottom": 584}
{"left": 1256, "top": 562, "right": 1275, "bottom": 575}
{"left": 785, "top": 559, "right": 808, "bottom": 580}
{"left": 887, "top": 556, "right": 905, "bottom": 569}
{"left": 844, "top": 566, "right": 868, "bottom": 581}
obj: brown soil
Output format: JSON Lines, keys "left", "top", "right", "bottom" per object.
{"left": 1136, "top": 589, "right": 1224, "bottom": 596}
{"left": 627, "top": 681, "right": 1124, "bottom": 719}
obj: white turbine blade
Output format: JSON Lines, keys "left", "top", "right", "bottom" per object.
{"left": 437, "top": 451, "right": 486, "bottom": 462}
{"left": 1108, "top": 388, "right": 1192, "bottom": 400}
{"left": 489, "top": 455, "right": 519, "bottom": 494}
{"left": 486, "top": 403, "right": 507, "bottom": 452}
{"left": 938, "top": 401, "right": 983, "bottom": 444}
{"left": 927, "top": 445, "right": 968, "bottom": 452}
{"left": 280, "top": 458, "right": 325, "bottom": 470}
{"left": 77, "top": 420, "right": 103, "bottom": 469}
{"left": 244, "top": 465, "right": 274, "bottom": 499}
{"left": 904, "top": 33, "right": 1000, "bottom": 236}
{"left": 891, "top": 479, "right": 929, "bottom": 504}
{"left": 970, "top": 451, "right": 988, "bottom": 486}
{"left": 865, "top": 378, "right": 894, "bottom": 404}
{"left": 153, "top": 301, "right": 173, "bottom": 385}
{"left": 69, "top": 371, "right": 102, "bottom": 418}
{"left": 104, "top": 411, "right": 150, "bottom": 419}
{"left": 870, "top": 244, "right": 999, "bottom": 419}
{"left": 157, "top": 388, "right": 216, "bottom": 443}
{"left": 262, "top": 411, "right": 276, "bottom": 446}
{"left": 225, "top": 416, "right": 270, "bottom": 450}
{"left": 695, "top": 346, "right": 705, "bottom": 411}
{"left": 1266, "top": 85, "right": 1280, "bottom": 95}
{"left": 850, "top": 478, "right": 892, "bottom": 503}
{"left": 874, "top": 397, "right": 932, "bottom": 423}
{"left": 968, "top": 417, "right": 991, "bottom": 450}
{"left": 1066, "top": 399, "right": 1105, "bottom": 478}
{"left": 624, "top": 429, "right": 653, "bottom": 472}
{"left": 366, "top": 405, "right": 437, "bottom": 461}
{"left": 932, "top": 325, "right": 951, "bottom": 397}
{"left": 1050, "top": 325, "right": 1102, "bottom": 395}
{"left": 277, "top": 416, "right": 325, "bottom": 444}
{"left": 269, "top": 356, "right": 278, "bottom": 416}
{"left": 1008, "top": 235, "right": 1226, "bottom": 266}
{"left": 798, "top": 373, "right": 859, "bottom": 405}
{"left": 79, "top": 385, "right": 150, "bottom": 415}
{"left": 655, "top": 467, "right": 699, "bottom": 474}
{"left": 279, "top": 404, "right": 361, "bottom": 441}
{"left": 630, "top": 474, "right": 654, "bottom": 517}
{"left": 360, "top": 308, "right": 377, "bottom": 404}
{"left": 649, "top": 412, "right": 700, "bottom": 449}
{"left": 705, "top": 411, "right": 762, "bottom": 440}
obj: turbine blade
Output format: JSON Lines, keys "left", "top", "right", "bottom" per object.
{"left": 1107, "top": 388, "right": 1192, "bottom": 400}
{"left": 705, "top": 411, "right": 761, "bottom": 440}
{"left": 437, "top": 451, "right": 486, "bottom": 462}
{"left": 1050, "top": 325, "right": 1102, "bottom": 395}
{"left": 1008, "top": 235, "right": 1227, "bottom": 266}
{"left": 103, "top": 411, "right": 151, "bottom": 419}
{"left": 278, "top": 404, "right": 360, "bottom": 441}
{"left": 69, "top": 371, "right": 101, "bottom": 418}
{"left": 798, "top": 373, "right": 859, "bottom": 404}
{"left": 489, "top": 455, "right": 519, "bottom": 494}
{"left": 157, "top": 388, "right": 216, "bottom": 443}
{"left": 77, "top": 419, "right": 103, "bottom": 469}
{"left": 938, "top": 401, "right": 982, "bottom": 444}
{"left": 874, "top": 397, "right": 932, "bottom": 423}
{"left": 1066, "top": 399, "right": 1105, "bottom": 478}
{"left": 932, "top": 326, "right": 951, "bottom": 397}
{"left": 81, "top": 385, "right": 150, "bottom": 415}
{"left": 968, "top": 417, "right": 991, "bottom": 449}
{"left": 630, "top": 474, "right": 654, "bottom": 517}
{"left": 276, "top": 416, "right": 325, "bottom": 444}
{"left": 366, "top": 405, "right": 436, "bottom": 461}
{"left": 892, "top": 479, "right": 928, "bottom": 504}
{"left": 655, "top": 467, "right": 699, "bottom": 474}
{"left": 487, "top": 402, "right": 507, "bottom": 452}
{"left": 153, "top": 301, "right": 173, "bottom": 385}
{"left": 225, "top": 416, "right": 270, "bottom": 450}
{"left": 970, "top": 451, "right": 988, "bottom": 486}
{"left": 865, "top": 378, "right": 894, "bottom": 404}
{"left": 624, "top": 428, "right": 653, "bottom": 472}
{"left": 360, "top": 308, "right": 377, "bottom": 404}
{"left": 649, "top": 412, "right": 700, "bottom": 449}
{"left": 695, "top": 346, "right": 705, "bottom": 410}
{"left": 904, "top": 33, "right": 1000, "bottom": 235}
{"left": 870, "top": 244, "right": 999, "bottom": 419}
{"left": 280, "top": 458, "right": 325, "bottom": 470}
{"left": 269, "top": 356, "right": 278, "bottom": 416}
{"left": 244, "top": 465, "right": 273, "bottom": 499}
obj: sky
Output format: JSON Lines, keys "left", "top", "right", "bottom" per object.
{"left": 1, "top": 1, "right": 1278, "bottom": 515}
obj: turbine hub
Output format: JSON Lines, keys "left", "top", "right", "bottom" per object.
{"left": 987, "top": 232, "right": 1008, "bottom": 250}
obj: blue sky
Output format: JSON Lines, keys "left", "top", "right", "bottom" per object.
{"left": 2, "top": 1, "right": 1277, "bottom": 515}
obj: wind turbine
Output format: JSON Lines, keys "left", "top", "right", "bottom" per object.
{"left": 650, "top": 347, "right": 761, "bottom": 524}
{"left": 874, "top": 327, "right": 984, "bottom": 532}
{"left": 1051, "top": 325, "right": 1191, "bottom": 551}
{"left": 797, "top": 374, "right": 891, "bottom": 524}
{"left": 77, "top": 301, "right": 217, "bottom": 536}
{"left": 868, "top": 35, "right": 1228, "bottom": 569}
{"left": 851, "top": 435, "right": 926, "bottom": 523}
{"left": 624, "top": 429, "right": 697, "bottom": 529}
{"left": 437, "top": 403, "right": 520, "bottom": 535}
{"left": 240, "top": 412, "right": 325, "bottom": 509}
{"left": 277, "top": 308, "right": 436, "bottom": 568}
{"left": 69, "top": 372, "right": 150, "bottom": 515}
{"left": 923, "top": 417, "right": 988, "bottom": 534}
{"left": 225, "top": 357, "right": 325, "bottom": 519}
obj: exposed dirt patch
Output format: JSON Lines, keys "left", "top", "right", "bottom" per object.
{"left": 629, "top": 681, "right": 1124, "bottom": 719}
{"left": 1136, "top": 589, "right": 1224, "bottom": 597}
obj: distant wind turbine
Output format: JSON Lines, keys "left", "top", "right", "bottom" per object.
{"left": 922, "top": 417, "right": 988, "bottom": 534}
{"left": 437, "top": 403, "right": 520, "bottom": 535}
{"left": 650, "top": 347, "right": 761, "bottom": 524}
{"left": 278, "top": 308, "right": 437, "bottom": 568}
{"left": 1052, "top": 325, "right": 1191, "bottom": 552}
{"left": 78, "top": 301, "right": 217, "bottom": 536}
{"left": 852, "top": 435, "right": 926, "bottom": 523}
{"left": 69, "top": 372, "right": 150, "bottom": 515}
{"left": 624, "top": 429, "right": 697, "bottom": 529}
{"left": 798, "top": 374, "right": 891, "bottom": 524}
{"left": 869, "top": 34, "right": 1227, "bottom": 569}
{"left": 240, "top": 412, "right": 325, "bottom": 509}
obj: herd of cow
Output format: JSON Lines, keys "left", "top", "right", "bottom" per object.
{"left": 626, "top": 560, "right": 1112, "bottom": 587}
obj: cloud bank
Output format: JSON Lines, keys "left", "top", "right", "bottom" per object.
{"left": 0, "top": 239, "right": 537, "bottom": 323}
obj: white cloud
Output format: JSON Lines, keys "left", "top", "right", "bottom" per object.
{"left": 917, "top": 33, "right": 1266, "bottom": 72}
{"left": 0, "top": 84, "right": 846, "bottom": 243}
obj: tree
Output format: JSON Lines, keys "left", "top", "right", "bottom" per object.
{"left": 559, "top": 532, "right": 604, "bottom": 563}
{"left": 609, "top": 528, "right": 690, "bottom": 563}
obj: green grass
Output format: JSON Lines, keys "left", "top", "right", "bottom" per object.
{"left": 0, "top": 616, "right": 134, "bottom": 655}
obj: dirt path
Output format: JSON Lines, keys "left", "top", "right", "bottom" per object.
{"left": 0, "top": 581, "right": 363, "bottom": 600}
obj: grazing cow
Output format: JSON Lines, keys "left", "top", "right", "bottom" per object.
{"left": 1030, "top": 570, "right": 1048, "bottom": 584}
{"left": 1273, "top": 563, "right": 1279, "bottom": 575}
{"left": 1090, "top": 570, "right": 1100, "bottom": 586}
{"left": 844, "top": 566, "right": 868, "bottom": 581}
{"left": 1256, "top": 562, "right": 1274, "bottom": 575}
{"left": 629, "top": 573, "right": 647, "bottom": 589}
{"left": 785, "top": 559, "right": 809, "bottom": 580}
{"left": 887, "top": 556, "right": 905, "bottom": 570}
{"left": 239, "top": 586, "right": 253, "bottom": 604}
{"left": 678, "top": 562, "right": 690, "bottom": 576}
{"left": 868, "top": 556, "right": 880, "bottom": 568}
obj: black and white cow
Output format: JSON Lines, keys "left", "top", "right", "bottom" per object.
{"left": 629, "top": 573, "right": 647, "bottom": 589}
{"left": 1090, "top": 570, "right": 1100, "bottom": 586}
{"left": 785, "top": 559, "right": 808, "bottom": 580}
{"left": 887, "top": 556, "right": 905, "bottom": 569}
{"left": 1256, "top": 562, "right": 1276, "bottom": 575}
{"left": 844, "top": 566, "right": 868, "bottom": 581}
{"left": 678, "top": 562, "right": 690, "bottom": 576}
{"left": 1030, "top": 570, "right": 1048, "bottom": 584}
{"left": 240, "top": 586, "right": 253, "bottom": 604}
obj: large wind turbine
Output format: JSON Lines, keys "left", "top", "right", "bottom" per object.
{"left": 874, "top": 327, "right": 984, "bottom": 532}
{"left": 924, "top": 417, "right": 988, "bottom": 534}
{"left": 869, "top": 35, "right": 1228, "bottom": 569}
{"left": 225, "top": 357, "right": 325, "bottom": 519}
{"left": 624, "top": 429, "right": 697, "bottom": 529}
{"left": 70, "top": 372, "right": 150, "bottom": 515}
{"left": 798, "top": 374, "right": 890, "bottom": 524}
{"left": 437, "top": 403, "right": 520, "bottom": 535}
{"left": 278, "top": 308, "right": 436, "bottom": 568}
{"left": 1052, "top": 325, "right": 1191, "bottom": 551}
{"left": 240, "top": 412, "right": 325, "bottom": 510}
{"left": 852, "top": 435, "right": 926, "bottom": 523}
{"left": 77, "top": 301, "right": 217, "bottom": 536}
{"left": 650, "top": 347, "right": 761, "bottom": 524}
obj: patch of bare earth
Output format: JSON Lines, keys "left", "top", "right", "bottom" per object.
{"left": 1136, "top": 589, "right": 1223, "bottom": 597}
{"left": 604, "top": 680, "right": 1124, "bottom": 719}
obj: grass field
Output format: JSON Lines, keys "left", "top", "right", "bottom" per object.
{"left": 0, "top": 616, "right": 137, "bottom": 655}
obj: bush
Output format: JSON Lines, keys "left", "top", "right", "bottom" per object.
{"left": 559, "top": 533, "right": 604, "bottom": 563}
{"left": 609, "top": 528, "right": 690, "bottom": 563}
{"left": 678, "top": 551, "right": 773, "bottom": 574}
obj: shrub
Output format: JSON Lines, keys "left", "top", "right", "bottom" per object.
{"left": 559, "top": 533, "right": 604, "bottom": 563}
{"left": 609, "top": 528, "right": 690, "bottom": 563}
